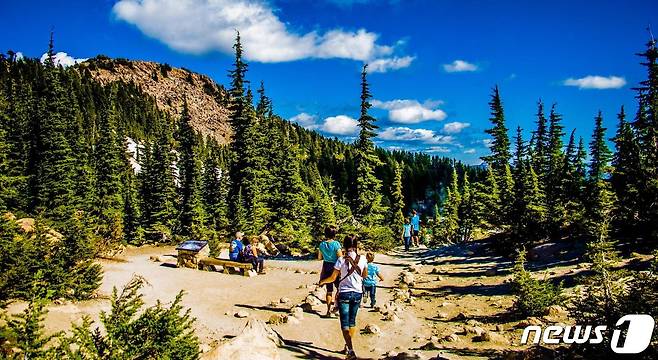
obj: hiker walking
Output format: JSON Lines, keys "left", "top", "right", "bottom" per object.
{"left": 319, "top": 235, "right": 368, "bottom": 360}
{"left": 402, "top": 218, "right": 412, "bottom": 251}
{"left": 318, "top": 225, "right": 343, "bottom": 317}
{"left": 411, "top": 210, "right": 421, "bottom": 247}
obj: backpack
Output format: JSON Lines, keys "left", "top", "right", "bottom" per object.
{"left": 338, "top": 254, "right": 363, "bottom": 285}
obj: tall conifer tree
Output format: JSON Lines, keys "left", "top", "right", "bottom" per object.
{"left": 354, "top": 65, "right": 387, "bottom": 226}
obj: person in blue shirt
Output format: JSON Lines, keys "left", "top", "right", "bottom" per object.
{"left": 411, "top": 210, "right": 421, "bottom": 247}
{"left": 318, "top": 225, "right": 343, "bottom": 317}
{"left": 362, "top": 252, "right": 384, "bottom": 308}
{"left": 229, "top": 231, "right": 245, "bottom": 261}
{"left": 402, "top": 218, "right": 412, "bottom": 251}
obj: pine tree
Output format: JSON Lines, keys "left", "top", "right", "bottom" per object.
{"left": 176, "top": 100, "right": 206, "bottom": 238}
{"left": 202, "top": 141, "right": 229, "bottom": 237}
{"left": 510, "top": 127, "right": 546, "bottom": 247}
{"left": 530, "top": 99, "right": 549, "bottom": 181}
{"left": 457, "top": 171, "right": 477, "bottom": 242}
{"left": 390, "top": 160, "right": 406, "bottom": 234}
{"left": 308, "top": 163, "right": 336, "bottom": 237}
{"left": 481, "top": 85, "right": 511, "bottom": 176}
{"left": 139, "top": 119, "right": 176, "bottom": 240}
{"left": 631, "top": 37, "right": 658, "bottom": 240}
{"left": 34, "top": 33, "right": 77, "bottom": 222}
{"left": 585, "top": 111, "right": 615, "bottom": 240}
{"left": 435, "top": 167, "right": 461, "bottom": 243}
{"left": 473, "top": 166, "right": 500, "bottom": 229}
{"left": 94, "top": 91, "right": 125, "bottom": 244}
{"left": 611, "top": 106, "right": 642, "bottom": 234}
{"left": 562, "top": 129, "right": 586, "bottom": 230}
{"left": 544, "top": 104, "right": 566, "bottom": 239}
{"left": 354, "top": 65, "right": 387, "bottom": 226}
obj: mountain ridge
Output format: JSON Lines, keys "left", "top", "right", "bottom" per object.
{"left": 79, "top": 56, "right": 233, "bottom": 144}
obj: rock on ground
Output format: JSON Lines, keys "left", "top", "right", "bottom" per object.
{"left": 202, "top": 319, "right": 283, "bottom": 360}
{"left": 362, "top": 324, "right": 382, "bottom": 335}
{"left": 234, "top": 311, "right": 249, "bottom": 318}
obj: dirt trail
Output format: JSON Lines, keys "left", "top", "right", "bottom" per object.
{"left": 7, "top": 241, "right": 578, "bottom": 359}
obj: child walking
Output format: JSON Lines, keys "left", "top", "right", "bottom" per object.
{"left": 362, "top": 252, "right": 384, "bottom": 308}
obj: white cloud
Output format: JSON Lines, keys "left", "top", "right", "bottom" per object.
{"left": 372, "top": 99, "right": 447, "bottom": 124}
{"left": 442, "top": 121, "right": 470, "bottom": 134}
{"left": 368, "top": 56, "right": 415, "bottom": 73}
{"left": 563, "top": 75, "right": 626, "bottom": 89}
{"left": 40, "top": 52, "right": 87, "bottom": 67}
{"left": 321, "top": 115, "right": 359, "bottom": 135}
{"left": 481, "top": 139, "right": 493, "bottom": 148}
{"left": 443, "top": 59, "right": 477, "bottom": 73}
{"left": 290, "top": 112, "right": 318, "bottom": 128}
{"left": 425, "top": 146, "right": 450, "bottom": 153}
{"left": 113, "top": 0, "right": 403, "bottom": 63}
{"left": 464, "top": 148, "right": 476, "bottom": 154}
{"left": 379, "top": 127, "right": 454, "bottom": 144}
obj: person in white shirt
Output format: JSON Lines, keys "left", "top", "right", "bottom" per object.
{"left": 318, "top": 235, "right": 368, "bottom": 360}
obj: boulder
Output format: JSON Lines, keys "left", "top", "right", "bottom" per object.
{"left": 279, "top": 297, "right": 291, "bottom": 304}
{"left": 516, "top": 317, "right": 543, "bottom": 327}
{"left": 383, "top": 313, "right": 401, "bottom": 322}
{"left": 267, "top": 314, "right": 288, "bottom": 325}
{"left": 234, "top": 311, "right": 250, "bottom": 318}
{"left": 361, "top": 324, "right": 382, "bottom": 335}
{"left": 436, "top": 312, "right": 449, "bottom": 319}
{"left": 304, "top": 295, "right": 323, "bottom": 307}
{"left": 545, "top": 305, "right": 568, "bottom": 317}
{"left": 149, "top": 255, "right": 161, "bottom": 262}
{"left": 440, "top": 333, "right": 460, "bottom": 343}
{"left": 202, "top": 319, "right": 283, "bottom": 360}
{"left": 418, "top": 341, "right": 441, "bottom": 350}
{"left": 311, "top": 288, "right": 325, "bottom": 300}
{"left": 400, "top": 272, "right": 416, "bottom": 287}
{"left": 475, "top": 331, "right": 508, "bottom": 345}
{"left": 408, "top": 264, "right": 422, "bottom": 273}
{"left": 289, "top": 307, "right": 304, "bottom": 320}
{"left": 463, "top": 325, "right": 486, "bottom": 337}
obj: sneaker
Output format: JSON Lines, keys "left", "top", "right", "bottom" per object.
{"left": 345, "top": 349, "right": 357, "bottom": 359}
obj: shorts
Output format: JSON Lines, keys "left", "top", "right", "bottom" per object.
{"left": 320, "top": 261, "right": 339, "bottom": 293}
{"left": 413, "top": 230, "right": 419, "bottom": 236}
{"left": 338, "top": 291, "right": 362, "bottom": 329}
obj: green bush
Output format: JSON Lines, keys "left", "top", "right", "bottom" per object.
{"left": 1, "top": 277, "right": 199, "bottom": 359}
{"left": 0, "top": 214, "right": 102, "bottom": 303}
{"left": 511, "top": 248, "right": 563, "bottom": 317}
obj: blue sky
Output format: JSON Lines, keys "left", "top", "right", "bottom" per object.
{"left": 2, "top": 0, "right": 657, "bottom": 164}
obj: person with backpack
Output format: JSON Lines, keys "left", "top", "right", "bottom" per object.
{"left": 318, "top": 235, "right": 368, "bottom": 360}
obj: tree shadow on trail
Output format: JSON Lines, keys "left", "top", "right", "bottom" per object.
{"left": 279, "top": 338, "right": 362, "bottom": 360}
{"left": 235, "top": 303, "right": 292, "bottom": 314}
{"left": 415, "top": 282, "right": 511, "bottom": 297}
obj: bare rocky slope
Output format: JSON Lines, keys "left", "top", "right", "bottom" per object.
{"left": 79, "top": 57, "right": 232, "bottom": 144}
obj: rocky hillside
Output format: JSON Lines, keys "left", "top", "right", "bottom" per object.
{"left": 79, "top": 56, "right": 232, "bottom": 144}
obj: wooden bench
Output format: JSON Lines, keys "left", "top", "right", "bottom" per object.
{"left": 197, "top": 256, "right": 254, "bottom": 276}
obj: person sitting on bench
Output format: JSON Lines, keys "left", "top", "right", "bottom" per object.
{"left": 229, "top": 231, "right": 245, "bottom": 262}
{"left": 243, "top": 236, "right": 265, "bottom": 274}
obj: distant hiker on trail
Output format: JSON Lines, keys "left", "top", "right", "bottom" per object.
{"left": 318, "top": 225, "right": 343, "bottom": 317}
{"left": 318, "top": 235, "right": 368, "bottom": 360}
{"left": 402, "top": 218, "right": 412, "bottom": 251}
{"left": 243, "top": 236, "right": 265, "bottom": 274}
{"left": 229, "top": 231, "right": 244, "bottom": 261}
{"left": 411, "top": 210, "right": 421, "bottom": 247}
{"left": 362, "top": 252, "right": 384, "bottom": 308}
